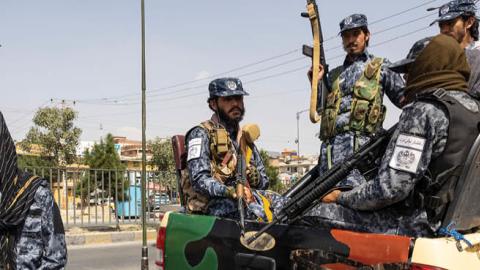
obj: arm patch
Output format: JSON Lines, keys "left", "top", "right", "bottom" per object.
{"left": 388, "top": 134, "right": 426, "bottom": 174}
{"left": 187, "top": 138, "right": 203, "bottom": 161}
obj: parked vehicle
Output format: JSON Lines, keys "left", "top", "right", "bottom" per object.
{"left": 149, "top": 193, "right": 171, "bottom": 211}
{"left": 116, "top": 185, "right": 141, "bottom": 218}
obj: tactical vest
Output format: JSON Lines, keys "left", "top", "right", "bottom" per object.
{"left": 320, "top": 57, "right": 386, "bottom": 140}
{"left": 413, "top": 90, "right": 480, "bottom": 224}
{"left": 181, "top": 120, "right": 238, "bottom": 213}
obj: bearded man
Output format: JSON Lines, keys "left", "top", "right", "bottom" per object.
{"left": 182, "top": 77, "right": 283, "bottom": 220}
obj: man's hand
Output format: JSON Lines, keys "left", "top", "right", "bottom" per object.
{"left": 321, "top": 190, "right": 341, "bottom": 203}
{"left": 225, "top": 186, "right": 237, "bottom": 199}
{"left": 307, "top": 64, "right": 325, "bottom": 83}
{"left": 243, "top": 186, "right": 255, "bottom": 204}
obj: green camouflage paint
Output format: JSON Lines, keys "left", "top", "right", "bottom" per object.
{"left": 165, "top": 212, "right": 218, "bottom": 270}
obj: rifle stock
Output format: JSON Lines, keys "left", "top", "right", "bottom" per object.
{"left": 246, "top": 125, "right": 397, "bottom": 244}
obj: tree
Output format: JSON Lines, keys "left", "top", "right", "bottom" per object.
{"left": 149, "top": 137, "right": 177, "bottom": 197}
{"left": 78, "top": 134, "right": 129, "bottom": 207}
{"left": 259, "top": 149, "right": 284, "bottom": 193}
{"left": 150, "top": 137, "right": 175, "bottom": 172}
{"left": 21, "top": 106, "right": 81, "bottom": 166}
{"left": 17, "top": 155, "right": 55, "bottom": 169}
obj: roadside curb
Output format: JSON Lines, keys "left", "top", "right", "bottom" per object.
{"left": 66, "top": 229, "right": 158, "bottom": 246}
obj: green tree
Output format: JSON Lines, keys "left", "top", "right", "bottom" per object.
{"left": 21, "top": 106, "right": 81, "bottom": 166}
{"left": 150, "top": 137, "right": 175, "bottom": 172}
{"left": 149, "top": 137, "right": 177, "bottom": 197}
{"left": 78, "top": 134, "right": 129, "bottom": 207}
{"left": 259, "top": 149, "right": 284, "bottom": 193}
{"left": 17, "top": 155, "right": 55, "bottom": 169}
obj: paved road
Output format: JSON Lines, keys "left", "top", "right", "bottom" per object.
{"left": 68, "top": 241, "right": 158, "bottom": 270}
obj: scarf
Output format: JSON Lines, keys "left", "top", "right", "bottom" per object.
{"left": 405, "top": 34, "right": 470, "bottom": 102}
{"left": 0, "top": 112, "right": 45, "bottom": 269}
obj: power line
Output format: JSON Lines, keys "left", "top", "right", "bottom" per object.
{"left": 370, "top": 26, "right": 431, "bottom": 48}
{"left": 7, "top": 100, "right": 51, "bottom": 132}
{"left": 73, "top": 1, "right": 439, "bottom": 106}
{"left": 76, "top": 49, "right": 301, "bottom": 103}
{"left": 129, "top": 56, "right": 306, "bottom": 102}
{"left": 119, "top": 24, "right": 432, "bottom": 106}
{"left": 322, "top": 0, "right": 439, "bottom": 42}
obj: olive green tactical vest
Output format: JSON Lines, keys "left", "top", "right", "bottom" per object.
{"left": 320, "top": 57, "right": 386, "bottom": 140}
{"left": 181, "top": 120, "right": 238, "bottom": 213}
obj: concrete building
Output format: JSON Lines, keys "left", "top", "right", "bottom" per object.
{"left": 269, "top": 149, "right": 317, "bottom": 187}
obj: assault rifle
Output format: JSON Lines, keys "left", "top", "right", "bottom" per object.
{"left": 301, "top": 0, "right": 330, "bottom": 123}
{"left": 246, "top": 125, "right": 397, "bottom": 244}
{"left": 236, "top": 151, "right": 247, "bottom": 236}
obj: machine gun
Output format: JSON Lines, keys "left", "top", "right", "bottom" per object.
{"left": 246, "top": 125, "right": 397, "bottom": 244}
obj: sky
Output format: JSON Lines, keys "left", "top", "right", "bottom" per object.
{"left": 0, "top": 0, "right": 442, "bottom": 155}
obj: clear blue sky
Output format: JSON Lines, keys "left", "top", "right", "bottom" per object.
{"left": 0, "top": 0, "right": 442, "bottom": 155}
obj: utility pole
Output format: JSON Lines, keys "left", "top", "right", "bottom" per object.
{"left": 140, "top": 0, "right": 149, "bottom": 269}
{"left": 296, "top": 109, "right": 309, "bottom": 163}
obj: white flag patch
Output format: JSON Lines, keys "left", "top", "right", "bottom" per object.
{"left": 187, "top": 138, "right": 203, "bottom": 161}
{"left": 389, "top": 134, "right": 426, "bottom": 174}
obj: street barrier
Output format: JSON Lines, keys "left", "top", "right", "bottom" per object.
{"left": 22, "top": 167, "right": 178, "bottom": 228}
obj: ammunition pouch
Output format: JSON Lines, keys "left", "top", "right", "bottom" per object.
{"left": 181, "top": 120, "right": 238, "bottom": 213}
{"left": 320, "top": 57, "right": 385, "bottom": 140}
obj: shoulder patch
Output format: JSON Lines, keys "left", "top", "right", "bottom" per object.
{"left": 187, "top": 138, "right": 203, "bottom": 161}
{"left": 389, "top": 134, "right": 426, "bottom": 174}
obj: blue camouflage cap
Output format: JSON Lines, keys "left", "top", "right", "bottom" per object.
{"left": 430, "top": 0, "right": 478, "bottom": 26}
{"left": 208, "top": 77, "right": 249, "bottom": 98}
{"left": 388, "top": 36, "right": 433, "bottom": 73}
{"left": 339, "top": 14, "right": 368, "bottom": 34}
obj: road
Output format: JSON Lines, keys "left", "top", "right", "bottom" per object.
{"left": 68, "top": 241, "right": 158, "bottom": 270}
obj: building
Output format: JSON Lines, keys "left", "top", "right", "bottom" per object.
{"left": 269, "top": 149, "right": 317, "bottom": 187}
{"left": 112, "top": 136, "right": 156, "bottom": 171}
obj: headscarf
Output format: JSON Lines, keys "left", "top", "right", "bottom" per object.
{"left": 0, "top": 112, "right": 44, "bottom": 269}
{"left": 405, "top": 34, "right": 470, "bottom": 102}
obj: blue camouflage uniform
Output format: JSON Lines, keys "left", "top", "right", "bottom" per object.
{"left": 430, "top": 0, "right": 480, "bottom": 96}
{"left": 318, "top": 14, "right": 405, "bottom": 187}
{"left": 307, "top": 91, "right": 477, "bottom": 237}
{"left": 186, "top": 121, "right": 270, "bottom": 218}
{"left": 185, "top": 78, "right": 285, "bottom": 220}
{"left": 15, "top": 182, "right": 67, "bottom": 269}
{"left": 306, "top": 34, "right": 479, "bottom": 237}
{"left": 0, "top": 110, "right": 66, "bottom": 270}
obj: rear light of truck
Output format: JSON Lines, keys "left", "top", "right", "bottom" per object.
{"left": 409, "top": 263, "right": 447, "bottom": 270}
{"left": 155, "top": 226, "right": 166, "bottom": 270}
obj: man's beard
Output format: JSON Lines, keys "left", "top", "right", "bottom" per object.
{"left": 217, "top": 106, "right": 245, "bottom": 128}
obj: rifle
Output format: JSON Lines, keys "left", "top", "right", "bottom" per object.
{"left": 301, "top": 0, "right": 329, "bottom": 123}
{"left": 283, "top": 164, "right": 319, "bottom": 199}
{"left": 236, "top": 151, "right": 247, "bottom": 236}
{"left": 246, "top": 125, "right": 397, "bottom": 245}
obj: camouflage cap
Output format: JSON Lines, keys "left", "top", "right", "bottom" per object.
{"left": 388, "top": 36, "right": 433, "bottom": 73}
{"left": 430, "top": 0, "right": 478, "bottom": 26}
{"left": 208, "top": 77, "right": 249, "bottom": 98}
{"left": 339, "top": 14, "right": 368, "bottom": 34}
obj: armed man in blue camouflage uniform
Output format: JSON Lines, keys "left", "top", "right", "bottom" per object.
{"left": 311, "top": 14, "right": 405, "bottom": 188}
{"left": 183, "top": 78, "right": 284, "bottom": 221}
{"left": 304, "top": 34, "right": 480, "bottom": 237}
{"left": 430, "top": 0, "right": 480, "bottom": 97}
{"left": 0, "top": 112, "right": 67, "bottom": 270}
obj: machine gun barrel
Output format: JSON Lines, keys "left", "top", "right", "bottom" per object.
{"left": 246, "top": 125, "right": 397, "bottom": 245}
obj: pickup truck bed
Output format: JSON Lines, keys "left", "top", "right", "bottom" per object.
{"left": 156, "top": 212, "right": 480, "bottom": 270}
